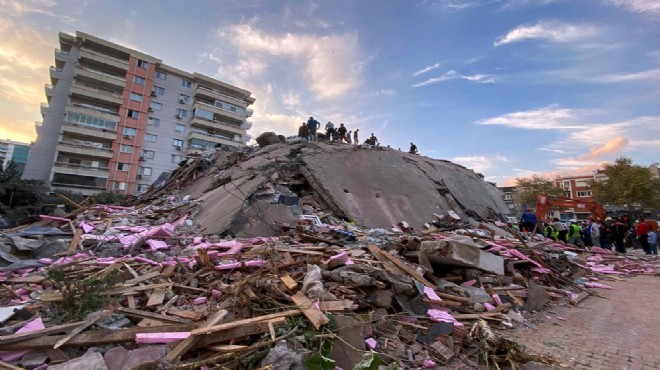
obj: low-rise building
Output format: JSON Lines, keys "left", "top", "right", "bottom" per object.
{"left": 0, "top": 139, "right": 31, "bottom": 176}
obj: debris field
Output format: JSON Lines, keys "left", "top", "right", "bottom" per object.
{"left": 0, "top": 141, "right": 658, "bottom": 370}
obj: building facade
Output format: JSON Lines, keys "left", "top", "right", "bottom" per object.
{"left": 23, "top": 31, "right": 255, "bottom": 195}
{"left": 496, "top": 186, "right": 518, "bottom": 216}
{"left": 0, "top": 139, "right": 31, "bottom": 175}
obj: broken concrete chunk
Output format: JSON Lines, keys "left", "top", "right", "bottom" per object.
{"left": 50, "top": 351, "right": 108, "bottom": 370}
{"left": 525, "top": 280, "right": 551, "bottom": 311}
{"left": 421, "top": 239, "right": 505, "bottom": 275}
{"left": 260, "top": 340, "right": 302, "bottom": 370}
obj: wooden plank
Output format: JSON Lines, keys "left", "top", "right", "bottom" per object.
{"left": 117, "top": 307, "right": 191, "bottom": 324}
{"left": 191, "top": 310, "right": 301, "bottom": 336}
{"left": 165, "top": 309, "right": 228, "bottom": 363}
{"left": 370, "top": 246, "right": 435, "bottom": 287}
{"left": 166, "top": 308, "right": 204, "bottom": 321}
{"left": 45, "top": 349, "right": 69, "bottom": 365}
{"left": 367, "top": 244, "right": 405, "bottom": 275}
{"left": 123, "top": 271, "right": 161, "bottom": 285}
{"left": 207, "top": 344, "right": 248, "bottom": 352}
{"left": 280, "top": 275, "right": 298, "bottom": 290}
{"left": 146, "top": 288, "right": 167, "bottom": 307}
{"left": 0, "top": 321, "right": 83, "bottom": 345}
{"left": 7, "top": 275, "right": 47, "bottom": 284}
{"left": 54, "top": 309, "right": 110, "bottom": 349}
{"left": 66, "top": 229, "right": 83, "bottom": 254}
{"left": 197, "top": 318, "right": 286, "bottom": 347}
{"left": 290, "top": 291, "right": 329, "bottom": 330}
{"left": 570, "top": 291, "right": 590, "bottom": 306}
{"left": 276, "top": 247, "right": 325, "bottom": 256}
{"left": 0, "top": 359, "right": 24, "bottom": 370}
{"left": 127, "top": 295, "right": 136, "bottom": 309}
{"left": 318, "top": 300, "right": 356, "bottom": 312}
{"left": 0, "top": 324, "right": 196, "bottom": 351}
{"left": 160, "top": 264, "right": 176, "bottom": 278}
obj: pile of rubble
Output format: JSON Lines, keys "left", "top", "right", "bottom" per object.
{"left": 0, "top": 142, "right": 658, "bottom": 370}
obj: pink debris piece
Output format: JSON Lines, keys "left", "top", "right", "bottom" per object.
{"left": 134, "top": 256, "right": 161, "bottom": 266}
{"left": 146, "top": 239, "right": 169, "bottom": 251}
{"left": 213, "top": 260, "right": 267, "bottom": 270}
{"left": 135, "top": 332, "right": 191, "bottom": 344}
{"left": 423, "top": 286, "right": 442, "bottom": 301}
{"left": 80, "top": 222, "right": 95, "bottom": 233}
{"left": 484, "top": 303, "right": 496, "bottom": 311}
{"left": 427, "top": 309, "right": 463, "bottom": 327}
{"left": 0, "top": 317, "right": 45, "bottom": 361}
{"left": 193, "top": 236, "right": 203, "bottom": 245}
{"left": 193, "top": 297, "right": 207, "bottom": 305}
{"left": 365, "top": 338, "right": 377, "bottom": 349}
{"left": 492, "top": 294, "right": 503, "bottom": 306}
{"left": 212, "top": 289, "right": 223, "bottom": 299}
{"left": 172, "top": 215, "right": 187, "bottom": 227}
{"left": 207, "top": 250, "right": 219, "bottom": 260}
{"left": 38, "top": 258, "right": 53, "bottom": 265}
{"left": 557, "top": 316, "right": 566, "bottom": 321}
{"left": 584, "top": 282, "right": 615, "bottom": 290}
{"left": 460, "top": 279, "right": 476, "bottom": 287}
{"left": 39, "top": 214, "right": 70, "bottom": 222}
{"left": 313, "top": 300, "right": 320, "bottom": 310}
{"left": 423, "top": 359, "right": 437, "bottom": 368}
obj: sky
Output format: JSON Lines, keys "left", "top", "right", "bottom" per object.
{"left": 1, "top": 0, "right": 659, "bottom": 185}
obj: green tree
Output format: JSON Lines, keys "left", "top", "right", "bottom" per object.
{"left": 514, "top": 175, "right": 564, "bottom": 211}
{"left": 0, "top": 160, "right": 50, "bottom": 227}
{"left": 591, "top": 157, "right": 660, "bottom": 209}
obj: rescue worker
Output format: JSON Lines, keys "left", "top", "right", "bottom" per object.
{"left": 543, "top": 222, "right": 557, "bottom": 241}
{"left": 568, "top": 219, "right": 585, "bottom": 248}
{"left": 519, "top": 208, "right": 537, "bottom": 233}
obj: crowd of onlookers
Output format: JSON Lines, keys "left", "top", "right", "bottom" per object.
{"left": 518, "top": 208, "right": 658, "bottom": 255}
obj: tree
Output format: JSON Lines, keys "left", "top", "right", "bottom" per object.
{"left": 591, "top": 157, "right": 660, "bottom": 209}
{"left": 0, "top": 160, "right": 50, "bottom": 227}
{"left": 514, "top": 175, "right": 564, "bottom": 211}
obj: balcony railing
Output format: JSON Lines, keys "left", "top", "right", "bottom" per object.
{"left": 55, "top": 162, "right": 110, "bottom": 171}
{"left": 71, "top": 102, "right": 119, "bottom": 116}
{"left": 190, "top": 128, "right": 241, "bottom": 143}
{"left": 58, "top": 141, "right": 113, "bottom": 153}
{"left": 79, "top": 47, "right": 128, "bottom": 64}
{"left": 196, "top": 85, "right": 248, "bottom": 106}
{"left": 52, "top": 182, "right": 106, "bottom": 190}
{"left": 71, "top": 82, "right": 123, "bottom": 100}
{"left": 196, "top": 100, "right": 247, "bottom": 118}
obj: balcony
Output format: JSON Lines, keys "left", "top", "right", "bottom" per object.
{"left": 188, "top": 130, "right": 242, "bottom": 148}
{"left": 241, "top": 121, "right": 252, "bottom": 130}
{"left": 45, "top": 83, "right": 54, "bottom": 96}
{"left": 49, "top": 67, "right": 62, "bottom": 84}
{"left": 75, "top": 66, "right": 126, "bottom": 89}
{"left": 246, "top": 108, "right": 253, "bottom": 117}
{"left": 54, "top": 49, "right": 69, "bottom": 61}
{"left": 69, "top": 102, "right": 119, "bottom": 117}
{"left": 40, "top": 103, "right": 49, "bottom": 116}
{"left": 194, "top": 85, "right": 249, "bottom": 108}
{"left": 190, "top": 116, "right": 244, "bottom": 136}
{"left": 53, "top": 162, "right": 110, "bottom": 177}
{"left": 70, "top": 82, "right": 124, "bottom": 106}
{"left": 79, "top": 47, "right": 129, "bottom": 72}
{"left": 56, "top": 142, "right": 114, "bottom": 159}
{"left": 193, "top": 101, "right": 245, "bottom": 122}
{"left": 61, "top": 122, "right": 116, "bottom": 140}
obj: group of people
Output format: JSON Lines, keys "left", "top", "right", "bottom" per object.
{"left": 298, "top": 117, "right": 420, "bottom": 155}
{"left": 518, "top": 208, "right": 658, "bottom": 255}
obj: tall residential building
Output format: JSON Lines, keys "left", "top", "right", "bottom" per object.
{"left": 23, "top": 31, "right": 255, "bottom": 195}
{"left": 0, "top": 139, "right": 31, "bottom": 175}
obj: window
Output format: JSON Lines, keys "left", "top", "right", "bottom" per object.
{"left": 129, "top": 93, "right": 142, "bottom": 102}
{"left": 152, "top": 86, "right": 165, "bottom": 96}
{"left": 116, "top": 162, "right": 130, "bottom": 171}
{"left": 144, "top": 134, "right": 157, "bottom": 143}
{"left": 176, "top": 109, "right": 187, "bottom": 118}
{"left": 140, "top": 167, "right": 152, "bottom": 176}
{"left": 171, "top": 154, "right": 182, "bottom": 163}
{"left": 136, "top": 184, "right": 149, "bottom": 192}
{"left": 133, "top": 76, "right": 146, "bottom": 85}
{"left": 66, "top": 111, "right": 118, "bottom": 131}
{"left": 113, "top": 182, "right": 127, "bottom": 191}
{"left": 173, "top": 139, "right": 184, "bottom": 147}
{"left": 127, "top": 109, "right": 139, "bottom": 119}
{"left": 119, "top": 145, "right": 133, "bottom": 153}
{"left": 175, "top": 123, "right": 185, "bottom": 132}
{"left": 503, "top": 194, "right": 513, "bottom": 201}
{"left": 181, "top": 79, "right": 192, "bottom": 88}
{"left": 194, "top": 108, "right": 214, "bottom": 121}
{"left": 577, "top": 191, "right": 593, "bottom": 197}
{"left": 123, "top": 127, "right": 137, "bottom": 137}
{"left": 564, "top": 191, "right": 571, "bottom": 198}
{"left": 562, "top": 181, "right": 570, "bottom": 188}
{"left": 137, "top": 59, "right": 149, "bottom": 69}
{"left": 149, "top": 102, "right": 162, "bottom": 111}
{"left": 148, "top": 117, "right": 160, "bottom": 126}
{"left": 155, "top": 71, "right": 167, "bottom": 80}
{"left": 179, "top": 94, "right": 190, "bottom": 104}
{"left": 575, "top": 180, "right": 590, "bottom": 187}
{"left": 141, "top": 149, "right": 154, "bottom": 159}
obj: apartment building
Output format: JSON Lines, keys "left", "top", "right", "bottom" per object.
{"left": 554, "top": 175, "right": 595, "bottom": 201}
{"left": 23, "top": 31, "right": 255, "bottom": 195}
{"left": 0, "top": 139, "right": 30, "bottom": 175}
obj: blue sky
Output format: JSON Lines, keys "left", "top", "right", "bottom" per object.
{"left": 1, "top": 0, "right": 659, "bottom": 185}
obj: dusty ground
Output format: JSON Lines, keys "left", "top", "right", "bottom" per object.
{"left": 504, "top": 273, "right": 660, "bottom": 370}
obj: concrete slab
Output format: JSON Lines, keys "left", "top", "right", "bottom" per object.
{"left": 421, "top": 239, "right": 505, "bottom": 275}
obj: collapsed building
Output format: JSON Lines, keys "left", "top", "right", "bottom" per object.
{"left": 0, "top": 141, "right": 656, "bottom": 370}
{"left": 141, "top": 141, "right": 510, "bottom": 237}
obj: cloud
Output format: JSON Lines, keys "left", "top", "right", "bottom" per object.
{"left": 421, "top": 0, "right": 499, "bottom": 12}
{"left": 452, "top": 154, "right": 509, "bottom": 173}
{"left": 371, "top": 89, "right": 396, "bottom": 96}
{"left": 216, "top": 24, "right": 365, "bottom": 101}
{"left": 494, "top": 20, "right": 600, "bottom": 46}
{"left": 538, "top": 147, "right": 567, "bottom": 154}
{"left": 580, "top": 136, "right": 629, "bottom": 160}
{"left": 477, "top": 104, "right": 588, "bottom": 129}
{"left": 412, "top": 70, "right": 496, "bottom": 87}
{"left": 464, "top": 56, "right": 483, "bottom": 65}
{"left": 594, "top": 68, "right": 660, "bottom": 83}
{"left": 500, "top": 0, "right": 560, "bottom": 9}
{"left": 412, "top": 62, "right": 442, "bottom": 77}
{"left": 604, "top": 0, "right": 660, "bottom": 13}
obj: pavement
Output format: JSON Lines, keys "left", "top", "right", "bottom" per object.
{"left": 505, "top": 272, "right": 660, "bottom": 370}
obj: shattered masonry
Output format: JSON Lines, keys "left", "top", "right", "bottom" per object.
{"left": 0, "top": 140, "right": 657, "bottom": 369}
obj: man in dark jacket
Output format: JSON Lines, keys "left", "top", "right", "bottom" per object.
{"left": 337, "top": 123, "right": 348, "bottom": 142}
{"left": 298, "top": 122, "right": 309, "bottom": 140}
{"left": 610, "top": 218, "right": 628, "bottom": 253}
{"left": 307, "top": 117, "right": 320, "bottom": 141}
{"left": 519, "top": 208, "right": 537, "bottom": 233}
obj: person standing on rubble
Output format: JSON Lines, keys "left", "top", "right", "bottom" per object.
{"left": 568, "top": 219, "right": 585, "bottom": 248}
{"left": 590, "top": 218, "right": 601, "bottom": 247}
{"left": 409, "top": 142, "right": 418, "bottom": 154}
{"left": 354, "top": 129, "right": 359, "bottom": 145}
{"left": 648, "top": 228, "right": 658, "bottom": 255}
{"left": 543, "top": 222, "right": 557, "bottom": 240}
{"left": 347, "top": 130, "right": 352, "bottom": 144}
{"left": 307, "top": 117, "right": 320, "bottom": 141}
{"left": 325, "top": 121, "right": 336, "bottom": 141}
{"left": 298, "top": 122, "right": 309, "bottom": 141}
{"left": 552, "top": 217, "right": 568, "bottom": 242}
{"left": 610, "top": 217, "right": 628, "bottom": 253}
{"left": 337, "top": 123, "right": 348, "bottom": 142}
{"left": 519, "top": 208, "right": 537, "bottom": 233}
